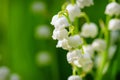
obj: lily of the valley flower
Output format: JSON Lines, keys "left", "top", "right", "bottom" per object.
{"left": 105, "top": 2, "right": 120, "bottom": 16}
{"left": 92, "top": 39, "right": 106, "bottom": 52}
{"left": 56, "top": 39, "right": 72, "bottom": 50}
{"left": 68, "top": 35, "right": 83, "bottom": 48}
{"left": 51, "top": 15, "right": 69, "bottom": 30}
{"left": 76, "top": 0, "right": 94, "bottom": 8}
{"left": 66, "top": 4, "right": 81, "bottom": 22}
{"left": 81, "top": 22, "right": 98, "bottom": 38}
{"left": 83, "top": 45, "right": 94, "bottom": 57}
{"left": 52, "top": 29, "right": 68, "bottom": 40}
{"left": 108, "top": 19, "right": 120, "bottom": 31}
{"left": 67, "top": 49, "right": 82, "bottom": 66}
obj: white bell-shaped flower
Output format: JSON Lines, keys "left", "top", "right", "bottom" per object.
{"left": 81, "top": 22, "right": 98, "bottom": 38}
{"left": 77, "top": 52, "right": 92, "bottom": 68}
{"left": 82, "top": 59, "right": 93, "bottom": 72}
{"left": 67, "top": 49, "right": 82, "bottom": 66}
{"left": 51, "top": 15, "right": 59, "bottom": 25}
{"left": 51, "top": 15, "right": 69, "bottom": 30}
{"left": 83, "top": 45, "right": 94, "bottom": 57}
{"left": 66, "top": 4, "right": 81, "bottom": 22}
{"left": 76, "top": 0, "right": 94, "bottom": 8}
{"left": 109, "top": 19, "right": 120, "bottom": 31}
{"left": 68, "top": 75, "right": 82, "bottom": 80}
{"left": 52, "top": 29, "right": 68, "bottom": 40}
{"left": 105, "top": 2, "right": 120, "bottom": 16}
{"left": 56, "top": 39, "right": 72, "bottom": 50}
{"left": 92, "top": 39, "right": 106, "bottom": 52}
{"left": 68, "top": 35, "right": 82, "bottom": 48}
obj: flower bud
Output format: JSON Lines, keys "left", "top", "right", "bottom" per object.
{"left": 109, "top": 19, "right": 120, "bottom": 31}
{"left": 66, "top": 4, "right": 81, "bottom": 22}
{"left": 52, "top": 29, "right": 68, "bottom": 40}
{"left": 68, "top": 35, "right": 82, "bottom": 48}
{"left": 92, "top": 39, "right": 106, "bottom": 52}
{"left": 68, "top": 75, "right": 82, "bottom": 80}
{"left": 81, "top": 23, "right": 98, "bottom": 38}
{"left": 105, "top": 2, "right": 120, "bottom": 16}
{"left": 76, "top": 0, "right": 94, "bottom": 8}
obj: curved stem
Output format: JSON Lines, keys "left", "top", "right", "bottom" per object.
{"left": 80, "top": 12, "right": 90, "bottom": 23}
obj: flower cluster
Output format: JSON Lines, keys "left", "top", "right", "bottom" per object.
{"left": 51, "top": 0, "right": 119, "bottom": 80}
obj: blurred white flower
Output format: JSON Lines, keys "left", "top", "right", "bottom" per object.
{"left": 0, "top": 66, "right": 10, "bottom": 80}
{"left": 68, "top": 35, "right": 83, "bottom": 48}
{"left": 83, "top": 45, "right": 94, "bottom": 58}
{"left": 76, "top": 0, "right": 94, "bottom": 8}
{"left": 82, "top": 59, "right": 93, "bottom": 72}
{"left": 109, "top": 19, "right": 120, "bottom": 31}
{"left": 92, "top": 39, "right": 106, "bottom": 52}
{"left": 66, "top": 4, "right": 81, "bottom": 22}
{"left": 31, "top": 2, "right": 46, "bottom": 13}
{"left": 10, "top": 74, "right": 20, "bottom": 80}
{"left": 56, "top": 39, "right": 72, "bottom": 50}
{"left": 102, "top": 62, "right": 109, "bottom": 75}
{"left": 67, "top": 49, "right": 82, "bottom": 67}
{"left": 94, "top": 54, "right": 102, "bottom": 68}
{"left": 110, "top": 31, "right": 119, "bottom": 44}
{"left": 35, "top": 25, "right": 51, "bottom": 39}
{"left": 108, "top": 45, "right": 117, "bottom": 60}
{"left": 81, "top": 22, "right": 98, "bottom": 38}
{"left": 68, "top": 75, "right": 82, "bottom": 80}
{"left": 36, "top": 51, "right": 52, "bottom": 66}
{"left": 52, "top": 29, "right": 68, "bottom": 40}
{"left": 105, "top": 2, "right": 120, "bottom": 16}
{"left": 51, "top": 15, "right": 69, "bottom": 30}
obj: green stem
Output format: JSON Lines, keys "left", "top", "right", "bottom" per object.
{"left": 95, "top": 15, "right": 110, "bottom": 80}
{"left": 74, "top": 18, "right": 79, "bottom": 34}
{"left": 80, "top": 12, "right": 90, "bottom": 23}
{"left": 72, "top": 65, "right": 77, "bottom": 75}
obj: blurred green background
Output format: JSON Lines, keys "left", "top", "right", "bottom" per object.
{"left": 0, "top": 0, "right": 120, "bottom": 80}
